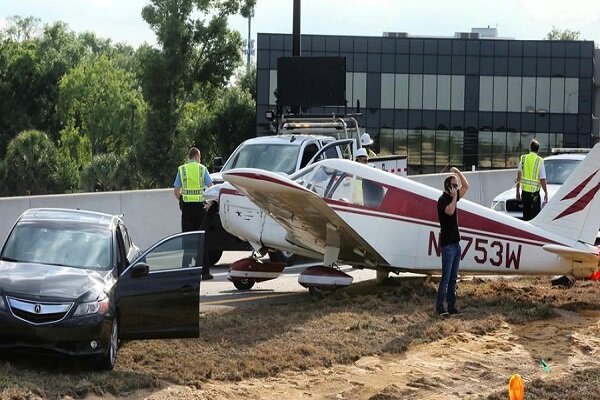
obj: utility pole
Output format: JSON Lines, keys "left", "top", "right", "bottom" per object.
{"left": 246, "top": 7, "right": 255, "bottom": 72}
{"left": 292, "top": 0, "right": 301, "bottom": 56}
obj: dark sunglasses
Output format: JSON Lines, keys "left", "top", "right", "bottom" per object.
{"left": 450, "top": 184, "right": 459, "bottom": 189}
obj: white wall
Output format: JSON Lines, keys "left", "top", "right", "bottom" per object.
{"left": 0, "top": 170, "right": 516, "bottom": 247}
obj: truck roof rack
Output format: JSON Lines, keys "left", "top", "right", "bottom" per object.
{"left": 551, "top": 148, "right": 591, "bottom": 154}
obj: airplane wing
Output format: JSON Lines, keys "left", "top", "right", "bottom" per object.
{"left": 542, "top": 244, "right": 599, "bottom": 263}
{"left": 223, "top": 169, "right": 388, "bottom": 267}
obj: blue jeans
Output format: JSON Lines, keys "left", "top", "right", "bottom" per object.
{"left": 436, "top": 243, "right": 461, "bottom": 313}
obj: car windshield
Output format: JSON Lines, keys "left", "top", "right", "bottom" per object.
{"left": 545, "top": 159, "right": 581, "bottom": 185}
{"left": 1, "top": 222, "right": 112, "bottom": 269}
{"left": 223, "top": 143, "right": 300, "bottom": 175}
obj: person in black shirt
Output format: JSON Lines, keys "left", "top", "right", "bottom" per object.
{"left": 436, "top": 167, "right": 469, "bottom": 316}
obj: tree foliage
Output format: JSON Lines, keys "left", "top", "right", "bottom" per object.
{"left": 3, "top": 130, "right": 59, "bottom": 195}
{"left": 138, "top": 0, "right": 255, "bottom": 187}
{"left": 58, "top": 55, "right": 146, "bottom": 155}
{"left": 545, "top": 26, "right": 581, "bottom": 41}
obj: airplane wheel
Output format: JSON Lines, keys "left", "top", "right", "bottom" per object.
{"left": 269, "top": 250, "right": 297, "bottom": 266}
{"left": 308, "top": 286, "right": 323, "bottom": 298}
{"left": 208, "top": 250, "right": 223, "bottom": 266}
{"left": 233, "top": 278, "right": 255, "bottom": 290}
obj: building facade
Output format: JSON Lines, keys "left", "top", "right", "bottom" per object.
{"left": 256, "top": 32, "right": 598, "bottom": 173}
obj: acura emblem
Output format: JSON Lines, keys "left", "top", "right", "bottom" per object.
{"left": 34, "top": 304, "right": 42, "bottom": 314}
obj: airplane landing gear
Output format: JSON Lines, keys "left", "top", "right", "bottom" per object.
{"left": 228, "top": 256, "right": 286, "bottom": 290}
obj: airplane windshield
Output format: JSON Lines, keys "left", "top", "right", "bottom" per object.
{"left": 223, "top": 143, "right": 300, "bottom": 174}
{"left": 294, "top": 165, "right": 388, "bottom": 208}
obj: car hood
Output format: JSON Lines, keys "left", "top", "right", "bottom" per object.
{"left": 0, "top": 261, "right": 108, "bottom": 300}
{"left": 492, "top": 184, "right": 562, "bottom": 204}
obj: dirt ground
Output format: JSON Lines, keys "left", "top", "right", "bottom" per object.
{"left": 3, "top": 276, "right": 600, "bottom": 400}
{"left": 124, "top": 309, "right": 600, "bottom": 400}
{"left": 106, "top": 278, "right": 600, "bottom": 400}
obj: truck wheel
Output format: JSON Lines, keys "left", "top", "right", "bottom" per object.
{"left": 269, "top": 250, "right": 297, "bottom": 266}
{"left": 208, "top": 250, "right": 223, "bottom": 266}
{"left": 233, "top": 278, "right": 255, "bottom": 290}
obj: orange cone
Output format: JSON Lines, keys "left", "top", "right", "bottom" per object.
{"left": 508, "top": 373, "right": 524, "bottom": 400}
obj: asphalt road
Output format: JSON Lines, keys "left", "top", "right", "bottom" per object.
{"left": 199, "top": 251, "right": 378, "bottom": 311}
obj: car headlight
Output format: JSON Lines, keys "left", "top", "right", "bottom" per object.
{"left": 492, "top": 201, "right": 506, "bottom": 212}
{"left": 73, "top": 297, "right": 110, "bottom": 316}
{"left": 0, "top": 296, "right": 5, "bottom": 310}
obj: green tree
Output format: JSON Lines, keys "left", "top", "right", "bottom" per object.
{"left": 58, "top": 55, "right": 146, "bottom": 155}
{"left": 3, "top": 129, "right": 59, "bottom": 195}
{"left": 236, "top": 64, "right": 256, "bottom": 101}
{"left": 1, "top": 16, "right": 41, "bottom": 42}
{"left": 138, "top": 0, "right": 255, "bottom": 187}
{"left": 545, "top": 26, "right": 581, "bottom": 40}
{"left": 211, "top": 86, "right": 255, "bottom": 160}
{"left": 80, "top": 150, "right": 142, "bottom": 192}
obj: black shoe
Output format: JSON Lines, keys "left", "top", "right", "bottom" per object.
{"left": 448, "top": 308, "right": 461, "bottom": 315}
{"left": 437, "top": 309, "right": 449, "bottom": 317}
{"left": 202, "top": 273, "right": 214, "bottom": 280}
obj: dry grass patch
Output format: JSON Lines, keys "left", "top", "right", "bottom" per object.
{"left": 2, "top": 276, "right": 600, "bottom": 398}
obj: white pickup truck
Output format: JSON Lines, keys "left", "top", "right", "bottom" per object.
{"left": 203, "top": 114, "right": 407, "bottom": 266}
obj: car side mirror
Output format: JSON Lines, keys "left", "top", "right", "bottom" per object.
{"left": 213, "top": 157, "right": 224, "bottom": 172}
{"left": 130, "top": 263, "right": 149, "bottom": 278}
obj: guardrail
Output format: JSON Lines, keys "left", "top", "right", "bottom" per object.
{"left": 0, "top": 169, "right": 516, "bottom": 249}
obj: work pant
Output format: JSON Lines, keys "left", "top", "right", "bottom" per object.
{"left": 521, "top": 190, "right": 541, "bottom": 221}
{"left": 180, "top": 201, "right": 209, "bottom": 274}
{"left": 436, "top": 243, "right": 461, "bottom": 313}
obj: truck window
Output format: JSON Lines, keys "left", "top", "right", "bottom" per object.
{"left": 300, "top": 143, "right": 319, "bottom": 169}
{"left": 225, "top": 143, "right": 300, "bottom": 174}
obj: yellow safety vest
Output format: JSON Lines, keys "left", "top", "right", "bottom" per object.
{"left": 520, "top": 152, "right": 542, "bottom": 193}
{"left": 179, "top": 162, "right": 206, "bottom": 202}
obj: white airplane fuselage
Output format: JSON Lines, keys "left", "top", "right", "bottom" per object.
{"left": 221, "top": 155, "right": 600, "bottom": 279}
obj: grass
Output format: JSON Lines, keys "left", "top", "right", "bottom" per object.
{"left": 1, "top": 276, "right": 600, "bottom": 399}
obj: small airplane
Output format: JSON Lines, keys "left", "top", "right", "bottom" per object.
{"left": 219, "top": 144, "right": 600, "bottom": 294}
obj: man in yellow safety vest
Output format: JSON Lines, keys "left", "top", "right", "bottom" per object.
{"left": 516, "top": 139, "right": 548, "bottom": 221}
{"left": 174, "top": 147, "right": 213, "bottom": 278}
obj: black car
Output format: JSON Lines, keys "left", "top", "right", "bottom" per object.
{"left": 0, "top": 208, "right": 204, "bottom": 370}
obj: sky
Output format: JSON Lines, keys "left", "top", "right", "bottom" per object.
{"left": 1, "top": 0, "right": 600, "bottom": 50}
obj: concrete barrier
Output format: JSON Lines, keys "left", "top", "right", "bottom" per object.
{"left": 0, "top": 169, "right": 517, "bottom": 248}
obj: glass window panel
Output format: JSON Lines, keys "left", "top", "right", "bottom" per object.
{"left": 409, "top": 74, "right": 423, "bottom": 109}
{"left": 380, "top": 73, "right": 395, "bottom": 109}
{"left": 269, "top": 70, "right": 278, "bottom": 105}
{"left": 423, "top": 75, "right": 437, "bottom": 110}
{"left": 394, "top": 129, "right": 408, "bottom": 155}
{"left": 395, "top": 74, "right": 409, "bottom": 109}
{"left": 520, "top": 132, "right": 535, "bottom": 155}
{"left": 564, "top": 78, "right": 579, "bottom": 113}
{"left": 422, "top": 130, "right": 435, "bottom": 166}
{"left": 522, "top": 77, "right": 536, "bottom": 113}
{"left": 506, "top": 131, "right": 520, "bottom": 167}
{"left": 479, "top": 76, "right": 493, "bottom": 111}
{"left": 408, "top": 129, "right": 422, "bottom": 165}
{"left": 450, "top": 75, "right": 465, "bottom": 111}
{"left": 346, "top": 73, "right": 353, "bottom": 106}
{"left": 449, "top": 130, "right": 463, "bottom": 166}
{"left": 353, "top": 72, "right": 367, "bottom": 109}
{"left": 493, "top": 76, "right": 508, "bottom": 112}
{"left": 556, "top": 133, "right": 563, "bottom": 147}
{"left": 379, "top": 128, "right": 394, "bottom": 155}
{"left": 535, "top": 77, "right": 550, "bottom": 113}
{"left": 435, "top": 130, "right": 450, "bottom": 167}
{"left": 507, "top": 77, "right": 522, "bottom": 112}
{"left": 535, "top": 133, "right": 551, "bottom": 157}
{"left": 550, "top": 78, "right": 565, "bottom": 114}
{"left": 492, "top": 131, "right": 507, "bottom": 168}
{"left": 478, "top": 131, "right": 492, "bottom": 169}
{"left": 437, "top": 75, "right": 451, "bottom": 110}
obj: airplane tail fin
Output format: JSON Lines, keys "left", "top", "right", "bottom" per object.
{"left": 530, "top": 143, "right": 600, "bottom": 245}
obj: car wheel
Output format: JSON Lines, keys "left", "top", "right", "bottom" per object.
{"left": 97, "top": 317, "right": 119, "bottom": 370}
{"left": 269, "top": 250, "right": 297, "bottom": 266}
{"left": 208, "top": 250, "right": 223, "bottom": 266}
{"left": 233, "top": 278, "right": 255, "bottom": 290}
